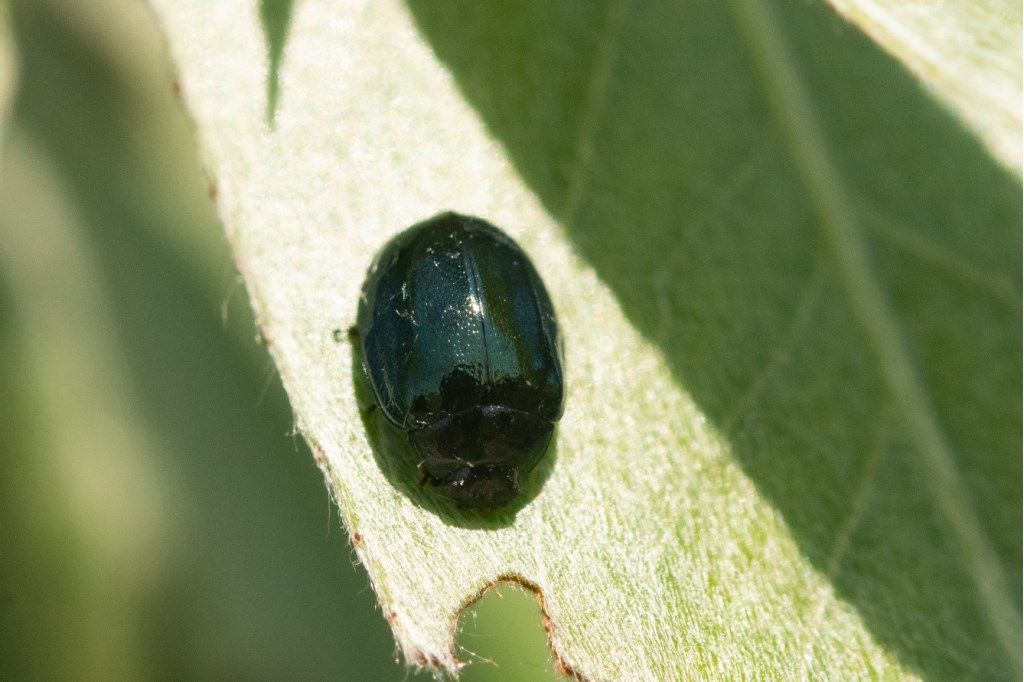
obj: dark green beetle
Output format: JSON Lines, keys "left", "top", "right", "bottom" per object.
{"left": 355, "top": 212, "right": 564, "bottom": 508}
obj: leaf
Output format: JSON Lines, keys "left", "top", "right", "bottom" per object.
{"left": 824, "top": 0, "right": 1023, "bottom": 174}
{"left": 147, "top": 0, "right": 1021, "bottom": 678}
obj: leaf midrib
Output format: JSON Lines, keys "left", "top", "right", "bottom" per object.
{"left": 721, "top": 0, "right": 1021, "bottom": 671}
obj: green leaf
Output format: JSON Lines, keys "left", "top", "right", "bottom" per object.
{"left": 148, "top": 0, "right": 1021, "bottom": 678}
{"left": 824, "top": 0, "right": 1022, "bottom": 174}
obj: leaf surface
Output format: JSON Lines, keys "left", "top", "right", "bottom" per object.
{"left": 825, "top": 0, "right": 1022, "bottom": 173}
{"left": 148, "top": 0, "right": 1022, "bottom": 678}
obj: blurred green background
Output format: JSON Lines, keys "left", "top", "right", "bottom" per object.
{"left": 0, "top": 0, "right": 557, "bottom": 678}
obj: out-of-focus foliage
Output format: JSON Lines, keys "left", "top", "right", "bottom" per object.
{"left": 0, "top": 2, "right": 14, "bottom": 146}
{"left": 0, "top": 1, "right": 556, "bottom": 679}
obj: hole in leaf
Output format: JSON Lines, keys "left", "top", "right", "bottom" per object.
{"left": 455, "top": 584, "right": 561, "bottom": 681}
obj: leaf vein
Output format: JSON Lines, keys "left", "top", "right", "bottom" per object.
{"left": 857, "top": 198, "right": 1020, "bottom": 305}
{"left": 721, "top": 263, "right": 825, "bottom": 434}
{"left": 800, "top": 408, "right": 890, "bottom": 674}
{"left": 653, "top": 150, "right": 768, "bottom": 343}
{"left": 560, "top": 0, "right": 630, "bottom": 226}
{"left": 825, "top": 409, "right": 889, "bottom": 581}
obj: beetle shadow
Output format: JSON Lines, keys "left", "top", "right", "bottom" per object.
{"left": 406, "top": 0, "right": 1022, "bottom": 678}
{"left": 347, "top": 330, "right": 556, "bottom": 530}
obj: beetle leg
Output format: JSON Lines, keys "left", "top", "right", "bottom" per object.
{"left": 347, "top": 325, "right": 360, "bottom": 340}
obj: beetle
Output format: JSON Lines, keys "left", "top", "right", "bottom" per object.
{"left": 354, "top": 212, "right": 564, "bottom": 509}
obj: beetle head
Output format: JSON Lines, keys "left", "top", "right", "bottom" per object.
{"left": 435, "top": 465, "right": 519, "bottom": 508}
{"left": 408, "top": 406, "right": 553, "bottom": 509}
